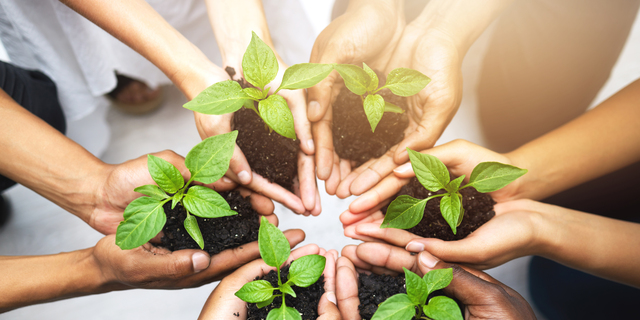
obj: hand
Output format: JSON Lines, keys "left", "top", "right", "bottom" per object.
{"left": 89, "top": 150, "right": 272, "bottom": 235}
{"left": 198, "top": 245, "right": 340, "bottom": 320}
{"left": 307, "top": 0, "right": 405, "bottom": 187}
{"left": 336, "top": 25, "right": 464, "bottom": 198}
{"left": 341, "top": 139, "right": 523, "bottom": 227}
{"left": 92, "top": 227, "right": 305, "bottom": 290}
{"left": 342, "top": 243, "right": 536, "bottom": 319}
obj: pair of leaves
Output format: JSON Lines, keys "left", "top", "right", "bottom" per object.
{"left": 334, "top": 63, "right": 430, "bottom": 132}
{"left": 372, "top": 268, "right": 461, "bottom": 320}
{"left": 116, "top": 132, "right": 238, "bottom": 250}
{"left": 382, "top": 148, "right": 527, "bottom": 234}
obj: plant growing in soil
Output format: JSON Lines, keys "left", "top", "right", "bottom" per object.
{"left": 372, "top": 267, "right": 462, "bottom": 320}
{"left": 115, "top": 131, "right": 238, "bottom": 250}
{"left": 334, "top": 63, "right": 430, "bottom": 132}
{"left": 382, "top": 148, "right": 527, "bottom": 234}
{"left": 184, "top": 31, "right": 334, "bottom": 139}
{"left": 235, "top": 216, "right": 326, "bottom": 320}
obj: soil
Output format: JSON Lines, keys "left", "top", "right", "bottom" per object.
{"left": 246, "top": 264, "right": 325, "bottom": 320}
{"left": 383, "top": 177, "right": 496, "bottom": 241}
{"left": 332, "top": 71, "right": 409, "bottom": 167}
{"left": 226, "top": 67, "right": 298, "bottom": 192}
{"left": 160, "top": 190, "right": 260, "bottom": 255}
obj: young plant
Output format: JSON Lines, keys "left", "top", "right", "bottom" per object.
{"left": 235, "top": 216, "right": 326, "bottom": 320}
{"left": 334, "top": 63, "right": 430, "bottom": 132}
{"left": 184, "top": 31, "right": 334, "bottom": 139}
{"left": 115, "top": 131, "right": 238, "bottom": 250}
{"left": 372, "top": 267, "right": 462, "bottom": 320}
{"left": 382, "top": 148, "right": 527, "bottom": 234}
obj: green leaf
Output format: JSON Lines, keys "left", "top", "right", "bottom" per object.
{"left": 134, "top": 185, "right": 168, "bottom": 201}
{"left": 279, "top": 282, "right": 296, "bottom": 298}
{"left": 183, "top": 80, "right": 250, "bottom": 115}
{"left": 457, "top": 195, "right": 465, "bottom": 226}
{"left": 440, "top": 194, "right": 461, "bottom": 235}
{"left": 446, "top": 175, "right": 465, "bottom": 193}
{"left": 423, "top": 296, "right": 463, "bottom": 320}
{"left": 384, "top": 101, "right": 405, "bottom": 114}
{"left": 423, "top": 268, "right": 453, "bottom": 296}
{"left": 183, "top": 186, "right": 236, "bottom": 218}
{"left": 371, "top": 294, "right": 416, "bottom": 320}
{"left": 259, "top": 94, "right": 296, "bottom": 139}
{"left": 171, "top": 189, "right": 183, "bottom": 209}
{"left": 278, "top": 63, "right": 334, "bottom": 90}
{"left": 259, "top": 216, "right": 290, "bottom": 268}
{"left": 235, "top": 280, "right": 275, "bottom": 303}
{"left": 381, "top": 195, "right": 427, "bottom": 229}
{"left": 116, "top": 197, "right": 167, "bottom": 250}
{"left": 407, "top": 149, "right": 450, "bottom": 192}
{"left": 288, "top": 254, "right": 326, "bottom": 287}
{"left": 147, "top": 155, "right": 184, "bottom": 193}
{"left": 363, "top": 94, "right": 385, "bottom": 132}
{"left": 257, "top": 296, "right": 275, "bottom": 308}
{"left": 362, "top": 62, "right": 378, "bottom": 92}
{"left": 185, "top": 131, "right": 238, "bottom": 184}
{"left": 243, "top": 31, "right": 278, "bottom": 89}
{"left": 184, "top": 213, "right": 204, "bottom": 249}
{"left": 244, "top": 87, "right": 265, "bottom": 100}
{"left": 382, "top": 68, "right": 431, "bottom": 97}
{"left": 466, "top": 162, "right": 528, "bottom": 193}
{"left": 266, "top": 306, "right": 302, "bottom": 320}
{"left": 404, "top": 267, "right": 428, "bottom": 305}
{"left": 334, "top": 64, "right": 370, "bottom": 95}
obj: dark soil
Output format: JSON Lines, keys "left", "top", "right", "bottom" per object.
{"left": 247, "top": 264, "right": 325, "bottom": 320}
{"left": 226, "top": 67, "right": 298, "bottom": 192}
{"left": 383, "top": 177, "right": 496, "bottom": 241}
{"left": 160, "top": 190, "right": 259, "bottom": 255}
{"left": 332, "top": 71, "right": 409, "bottom": 167}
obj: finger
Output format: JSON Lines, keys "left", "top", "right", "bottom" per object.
{"left": 336, "top": 256, "right": 361, "bottom": 320}
{"left": 336, "top": 158, "right": 373, "bottom": 199}
{"left": 355, "top": 242, "right": 420, "bottom": 275}
{"left": 350, "top": 150, "right": 402, "bottom": 196}
{"left": 354, "top": 222, "right": 423, "bottom": 247}
{"left": 236, "top": 187, "right": 276, "bottom": 216}
{"left": 341, "top": 245, "right": 372, "bottom": 271}
{"left": 339, "top": 206, "right": 386, "bottom": 228}
{"left": 348, "top": 175, "right": 408, "bottom": 213}
{"left": 323, "top": 250, "right": 338, "bottom": 294}
{"left": 225, "top": 144, "right": 253, "bottom": 185}
{"left": 207, "top": 176, "right": 238, "bottom": 192}
{"left": 393, "top": 139, "right": 474, "bottom": 179}
{"left": 307, "top": 70, "right": 341, "bottom": 122}
{"left": 243, "top": 172, "right": 306, "bottom": 214}
{"left": 298, "top": 151, "right": 317, "bottom": 212}
{"left": 282, "top": 89, "right": 315, "bottom": 155}
{"left": 310, "top": 188, "right": 322, "bottom": 216}
{"left": 339, "top": 158, "right": 352, "bottom": 181}
{"left": 313, "top": 105, "right": 335, "bottom": 180}
{"left": 325, "top": 152, "right": 341, "bottom": 195}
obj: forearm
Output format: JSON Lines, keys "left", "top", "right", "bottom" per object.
{"left": 508, "top": 79, "right": 640, "bottom": 200}
{"left": 0, "top": 90, "right": 107, "bottom": 223}
{"left": 0, "top": 249, "right": 108, "bottom": 312}
{"left": 60, "top": 0, "right": 220, "bottom": 99}
{"left": 536, "top": 203, "right": 640, "bottom": 287}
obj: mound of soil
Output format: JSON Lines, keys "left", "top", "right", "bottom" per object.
{"left": 161, "top": 190, "right": 260, "bottom": 255}
{"left": 383, "top": 177, "right": 496, "bottom": 241}
{"left": 358, "top": 272, "right": 406, "bottom": 319}
{"left": 332, "top": 72, "right": 409, "bottom": 167}
{"left": 227, "top": 67, "right": 298, "bottom": 192}
{"left": 247, "top": 264, "right": 325, "bottom": 320}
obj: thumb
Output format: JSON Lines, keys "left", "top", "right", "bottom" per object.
{"left": 318, "top": 292, "right": 341, "bottom": 319}
{"left": 140, "top": 247, "right": 211, "bottom": 279}
{"left": 393, "top": 122, "right": 440, "bottom": 165}
{"left": 307, "top": 70, "right": 341, "bottom": 122}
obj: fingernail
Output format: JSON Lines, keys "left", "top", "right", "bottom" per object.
{"left": 308, "top": 101, "right": 320, "bottom": 118}
{"left": 326, "top": 291, "right": 337, "bottom": 305}
{"left": 222, "top": 176, "right": 233, "bottom": 184}
{"left": 306, "top": 139, "right": 315, "bottom": 152}
{"left": 393, "top": 163, "right": 412, "bottom": 174}
{"left": 419, "top": 251, "right": 439, "bottom": 269}
{"left": 238, "top": 170, "right": 251, "bottom": 184}
{"left": 406, "top": 241, "right": 425, "bottom": 252}
{"left": 192, "top": 252, "right": 210, "bottom": 272}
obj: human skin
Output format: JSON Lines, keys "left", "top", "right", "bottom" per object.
{"left": 336, "top": 249, "right": 535, "bottom": 320}
{"left": 198, "top": 245, "right": 341, "bottom": 320}
{"left": 60, "top": 0, "right": 312, "bottom": 215}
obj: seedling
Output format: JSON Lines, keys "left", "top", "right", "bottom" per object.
{"left": 184, "top": 32, "right": 334, "bottom": 139}
{"left": 115, "top": 131, "right": 238, "bottom": 250}
{"left": 334, "top": 63, "right": 430, "bottom": 132}
{"left": 235, "top": 217, "right": 326, "bottom": 320}
{"left": 372, "top": 267, "right": 462, "bottom": 320}
{"left": 382, "top": 148, "right": 527, "bottom": 234}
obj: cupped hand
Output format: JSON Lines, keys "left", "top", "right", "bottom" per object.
{"left": 337, "top": 25, "right": 464, "bottom": 198}
{"left": 307, "top": 0, "right": 405, "bottom": 185}
{"left": 198, "top": 245, "right": 340, "bottom": 320}
{"left": 92, "top": 227, "right": 305, "bottom": 290}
